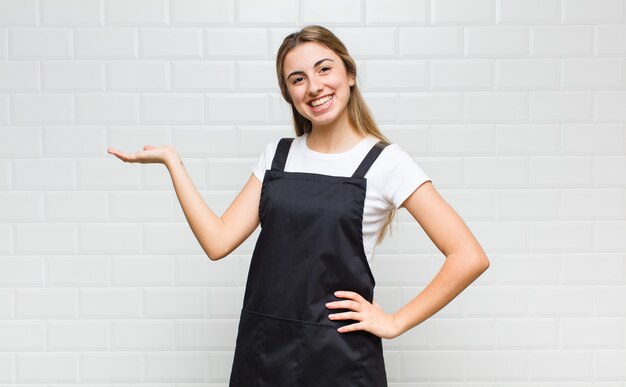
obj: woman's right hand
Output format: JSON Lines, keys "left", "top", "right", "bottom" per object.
{"left": 107, "top": 145, "right": 179, "bottom": 166}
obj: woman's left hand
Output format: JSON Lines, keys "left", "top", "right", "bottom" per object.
{"left": 326, "top": 290, "right": 403, "bottom": 339}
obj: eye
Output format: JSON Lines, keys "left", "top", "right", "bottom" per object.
{"left": 320, "top": 66, "right": 331, "bottom": 73}
{"left": 292, "top": 76, "right": 304, "bottom": 84}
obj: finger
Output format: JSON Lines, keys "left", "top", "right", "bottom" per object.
{"left": 326, "top": 300, "right": 361, "bottom": 311}
{"left": 337, "top": 321, "right": 365, "bottom": 333}
{"left": 328, "top": 311, "right": 360, "bottom": 321}
{"left": 334, "top": 290, "right": 366, "bottom": 302}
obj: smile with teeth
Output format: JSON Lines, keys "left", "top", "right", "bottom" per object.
{"left": 309, "top": 94, "right": 334, "bottom": 107}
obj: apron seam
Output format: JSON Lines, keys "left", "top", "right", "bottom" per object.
{"left": 242, "top": 308, "right": 343, "bottom": 330}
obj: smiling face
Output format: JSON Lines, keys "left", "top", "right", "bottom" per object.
{"left": 282, "top": 42, "right": 355, "bottom": 130}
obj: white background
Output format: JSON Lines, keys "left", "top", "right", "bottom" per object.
{"left": 0, "top": 0, "right": 625, "bottom": 385}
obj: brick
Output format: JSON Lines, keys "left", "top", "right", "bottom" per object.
{"left": 141, "top": 93, "right": 204, "bottom": 123}
{"left": 107, "top": 60, "right": 169, "bottom": 90}
{"left": 499, "top": 0, "right": 560, "bottom": 23}
{"left": 171, "top": 0, "right": 234, "bottom": 25}
{"left": 176, "top": 255, "right": 239, "bottom": 286}
{"left": 530, "top": 222, "right": 594, "bottom": 252}
{"left": 13, "top": 159, "right": 76, "bottom": 190}
{"left": 333, "top": 27, "right": 395, "bottom": 57}
{"left": 0, "top": 192, "right": 42, "bottom": 221}
{"left": 47, "top": 321, "right": 108, "bottom": 350}
{"left": 111, "top": 320, "right": 174, "bottom": 349}
{"left": 0, "top": 257, "right": 43, "bottom": 286}
{"left": 597, "top": 25, "right": 626, "bottom": 55}
{"left": 45, "top": 192, "right": 108, "bottom": 222}
{"left": 140, "top": 28, "right": 202, "bottom": 58}
{"left": 205, "top": 28, "right": 267, "bottom": 57}
{"left": 80, "top": 353, "right": 142, "bottom": 381}
{"left": 365, "top": 0, "right": 427, "bottom": 24}
{"left": 109, "top": 191, "right": 172, "bottom": 221}
{"left": 596, "top": 91, "right": 626, "bottom": 121}
{"left": 399, "top": 26, "right": 463, "bottom": 57}
{"left": 238, "top": 0, "right": 297, "bottom": 24}
{"left": 42, "top": 61, "right": 105, "bottom": 91}
{"left": 396, "top": 92, "right": 462, "bottom": 122}
{"left": 44, "top": 126, "right": 107, "bottom": 157}
{"left": 496, "top": 59, "right": 559, "bottom": 89}
{"left": 465, "top": 92, "right": 527, "bottom": 122}
{"left": 143, "top": 224, "right": 205, "bottom": 254}
{"left": 0, "top": 61, "right": 39, "bottom": 91}
{"left": 77, "top": 159, "right": 141, "bottom": 189}
{"left": 466, "top": 26, "right": 529, "bottom": 57}
{"left": 172, "top": 60, "right": 235, "bottom": 90}
{"left": 0, "top": 126, "right": 41, "bottom": 157}
{"left": 12, "top": 94, "right": 74, "bottom": 124}
{"left": 144, "top": 352, "right": 206, "bottom": 381}
{"left": 562, "top": 58, "right": 625, "bottom": 89}
{"left": 300, "top": 0, "right": 361, "bottom": 24}
{"left": 76, "top": 94, "right": 139, "bottom": 123}
{"left": 41, "top": 0, "right": 102, "bottom": 25}
{"left": 172, "top": 126, "right": 237, "bottom": 156}
{"left": 144, "top": 288, "right": 206, "bottom": 317}
{"left": 531, "top": 26, "right": 593, "bottom": 56}
{"left": 530, "top": 92, "right": 593, "bottom": 122}
{"left": 79, "top": 224, "right": 141, "bottom": 253}
{"left": 46, "top": 256, "right": 108, "bottom": 286}
{"left": 432, "top": 0, "right": 495, "bottom": 24}
{"left": 237, "top": 60, "right": 275, "bottom": 90}
{"left": 175, "top": 319, "right": 237, "bottom": 349}
{"left": 496, "top": 124, "right": 559, "bottom": 154}
{"left": 111, "top": 255, "right": 172, "bottom": 285}
{"left": 79, "top": 289, "right": 142, "bottom": 317}
{"left": 530, "top": 156, "right": 593, "bottom": 187}
{"left": 0, "top": 321, "right": 44, "bottom": 350}
{"left": 74, "top": 28, "right": 137, "bottom": 58}
{"left": 563, "top": 0, "right": 624, "bottom": 22}
{"left": 365, "top": 60, "right": 428, "bottom": 90}
{"left": 16, "top": 353, "right": 78, "bottom": 382}
{"left": 430, "top": 125, "right": 493, "bottom": 154}
{"left": 0, "top": 0, "right": 38, "bottom": 26}
{"left": 10, "top": 28, "right": 72, "bottom": 58}
{"left": 107, "top": 0, "right": 168, "bottom": 25}
{"left": 562, "top": 123, "right": 626, "bottom": 154}
{"left": 206, "top": 93, "right": 270, "bottom": 123}
{"left": 15, "top": 289, "right": 77, "bottom": 318}
{"left": 0, "top": 94, "right": 7, "bottom": 123}
{"left": 431, "top": 60, "right": 492, "bottom": 89}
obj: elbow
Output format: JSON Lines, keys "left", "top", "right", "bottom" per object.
{"left": 477, "top": 254, "right": 490, "bottom": 273}
{"left": 205, "top": 244, "right": 226, "bottom": 262}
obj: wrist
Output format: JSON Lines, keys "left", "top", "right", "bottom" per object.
{"left": 164, "top": 149, "right": 182, "bottom": 169}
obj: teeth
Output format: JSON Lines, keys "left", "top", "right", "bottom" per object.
{"left": 310, "top": 95, "right": 333, "bottom": 107}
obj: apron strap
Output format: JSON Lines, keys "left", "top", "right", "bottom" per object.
{"left": 270, "top": 137, "right": 295, "bottom": 172}
{"left": 351, "top": 140, "right": 390, "bottom": 178}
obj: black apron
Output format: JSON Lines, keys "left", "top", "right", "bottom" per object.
{"left": 229, "top": 137, "right": 389, "bottom": 386}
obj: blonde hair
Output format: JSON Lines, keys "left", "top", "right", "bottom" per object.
{"left": 275, "top": 24, "right": 398, "bottom": 246}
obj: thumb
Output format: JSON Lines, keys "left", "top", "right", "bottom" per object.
{"left": 143, "top": 145, "right": 155, "bottom": 150}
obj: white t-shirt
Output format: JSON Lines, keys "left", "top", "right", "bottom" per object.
{"left": 251, "top": 132, "right": 431, "bottom": 265}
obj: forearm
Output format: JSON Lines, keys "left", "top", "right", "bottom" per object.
{"left": 164, "top": 153, "right": 224, "bottom": 260}
{"left": 392, "top": 252, "right": 489, "bottom": 336}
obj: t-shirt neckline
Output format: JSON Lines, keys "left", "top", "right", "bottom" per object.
{"left": 299, "top": 132, "right": 376, "bottom": 160}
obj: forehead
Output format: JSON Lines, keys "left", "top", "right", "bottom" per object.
{"left": 283, "top": 42, "right": 338, "bottom": 73}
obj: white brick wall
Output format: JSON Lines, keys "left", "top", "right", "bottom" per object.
{"left": 0, "top": 0, "right": 625, "bottom": 385}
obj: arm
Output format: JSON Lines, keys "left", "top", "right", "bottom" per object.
{"left": 327, "top": 180, "right": 490, "bottom": 338}
{"left": 164, "top": 152, "right": 262, "bottom": 261}
{"left": 391, "top": 180, "right": 490, "bottom": 335}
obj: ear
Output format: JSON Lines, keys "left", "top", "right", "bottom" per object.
{"left": 349, "top": 75, "right": 355, "bottom": 87}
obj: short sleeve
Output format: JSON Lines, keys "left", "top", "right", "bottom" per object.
{"left": 382, "top": 144, "right": 431, "bottom": 209}
{"left": 251, "top": 140, "right": 279, "bottom": 182}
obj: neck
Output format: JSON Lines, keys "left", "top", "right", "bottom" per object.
{"left": 307, "top": 115, "right": 366, "bottom": 154}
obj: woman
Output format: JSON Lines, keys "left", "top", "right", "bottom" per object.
{"left": 108, "top": 25, "right": 490, "bottom": 386}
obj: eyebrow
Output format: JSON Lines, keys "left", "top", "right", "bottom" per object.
{"left": 286, "top": 58, "right": 334, "bottom": 80}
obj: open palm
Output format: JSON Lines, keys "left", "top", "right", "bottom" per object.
{"left": 107, "top": 145, "right": 176, "bottom": 165}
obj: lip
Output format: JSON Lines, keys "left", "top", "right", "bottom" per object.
{"left": 308, "top": 94, "right": 334, "bottom": 106}
{"left": 308, "top": 94, "right": 334, "bottom": 113}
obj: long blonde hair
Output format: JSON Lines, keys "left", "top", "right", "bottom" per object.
{"left": 275, "top": 25, "right": 398, "bottom": 246}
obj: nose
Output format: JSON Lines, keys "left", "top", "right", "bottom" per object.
{"left": 307, "top": 76, "right": 323, "bottom": 96}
